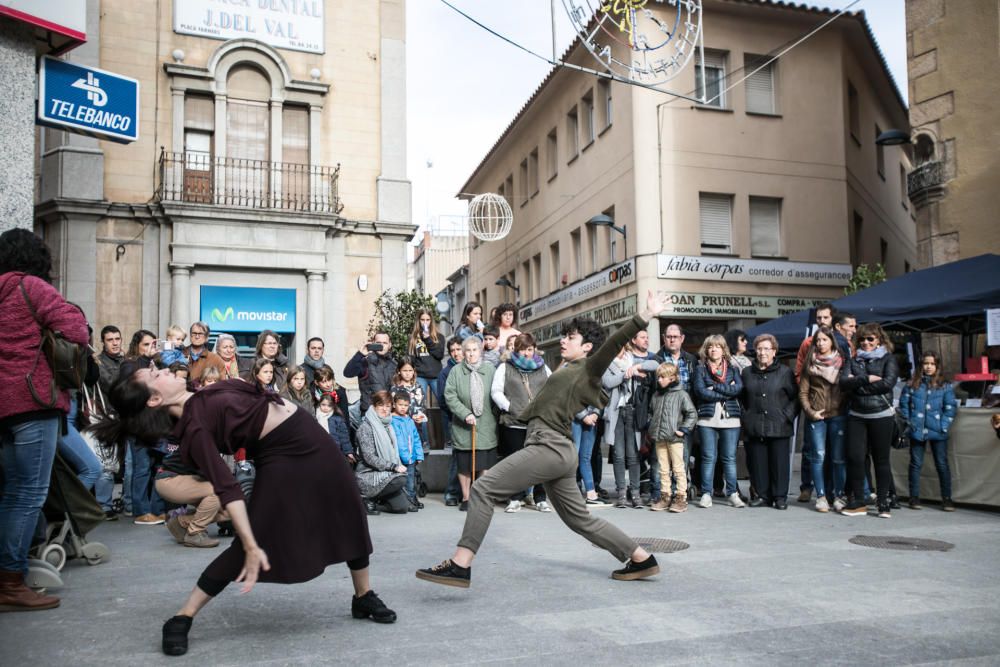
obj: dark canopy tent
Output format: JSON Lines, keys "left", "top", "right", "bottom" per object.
{"left": 746, "top": 254, "right": 1000, "bottom": 351}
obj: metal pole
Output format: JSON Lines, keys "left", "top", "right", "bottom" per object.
{"left": 550, "top": 0, "right": 558, "bottom": 62}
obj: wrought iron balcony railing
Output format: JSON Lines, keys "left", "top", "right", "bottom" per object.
{"left": 156, "top": 150, "right": 344, "bottom": 214}
{"left": 907, "top": 160, "right": 946, "bottom": 207}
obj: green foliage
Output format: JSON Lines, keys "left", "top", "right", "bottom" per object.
{"left": 366, "top": 289, "right": 439, "bottom": 358}
{"left": 845, "top": 263, "right": 887, "bottom": 295}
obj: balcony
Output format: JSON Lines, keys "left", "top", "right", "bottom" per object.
{"left": 907, "top": 160, "right": 946, "bottom": 209}
{"left": 155, "top": 150, "right": 344, "bottom": 214}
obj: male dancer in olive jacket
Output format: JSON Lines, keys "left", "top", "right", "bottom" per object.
{"left": 416, "top": 291, "right": 668, "bottom": 587}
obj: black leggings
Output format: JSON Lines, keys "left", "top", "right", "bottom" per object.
{"left": 197, "top": 554, "right": 371, "bottom": 597}
{"left": 846, "top": 415, "right": 894, "bottom": 502}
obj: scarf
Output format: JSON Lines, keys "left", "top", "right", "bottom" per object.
{"left": 808, "top": 350, "right": 843, "bottom": 384}
{"left": 221, "top": 357, "right": 239, "bottom": 379}
{"left": 857, "top": 345, "right": 888, "bottom": 361}
{"left": 302, "top": 356, "right": 326, "bottom": 371}
{"left": 708, "top": 358, "right": 728, "bottom": 382}
{"left": 465, "top": 360, "right": 484, "bottom": 416}
{"left": 364, "top": 406, "right": 400, "bottom": 467}
{"left": 511, "top": 351, "right": 545, "bottom": 372}
{"left": 188, "top": 346, "right": 205, "bottom": 362}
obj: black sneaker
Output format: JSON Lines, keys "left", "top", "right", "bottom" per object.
{"left": 611, "top": 554, "right": 660, "bottom": 581}
{"left": 217, "top": 520, "right": 235, "bottom": 537}
{"left": 162, "top": 615, "right": 192, "bottom": 656}
{"left": 459, "top": 500, "right": 468, "bottom": 512}
{"left": 351, "top": 590, "right": 397, "bottom": 623}
{"left": 415, "top": 559, "right": 471, "bottom": 588}
{"left": 104, "top": 510, "right": 119, "bottom": 522}
{"left": 365, "top": 500, "right": 381, "bottom": 516}
{"left": 942, "top": 497, "right": 956, "bottom": 512}
{"left": 908, "top": 497, "right": 922, "bottom": 510}
{"left": 445, "top": 497, "right": 459, "bottom": 507}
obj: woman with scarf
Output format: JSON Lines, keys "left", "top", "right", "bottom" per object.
{"left": 213, "top": 333, "right": 251, "bottom": 381}
{"left": 740, "top": 334, "right": 799, "bottom": 510}
{"left": 354, "top": 390, "right": 410, "bottom": 514}
{"left": 839, "top": 322, "right": 899, "bottom": 518}
{"left": 798, "top": 327, "right": 847, "bottom": 513}
{"left": 90, "top": 365, "right": 395, "bottom": 656}
{"left": 444, "top": 336, "right": 498, "bottom": 511}
{"left": 491, "top": 333, "right": 553, "bottom": 512}
{"left": 692, "top": 335, "right": 744, "bottom": 509}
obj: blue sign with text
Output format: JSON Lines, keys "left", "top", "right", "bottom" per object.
{"left": 37, "top": 55, "right": 139, "bottom": 143}
{"left": 200, "top": 286, "right": 297, "bottom": 334}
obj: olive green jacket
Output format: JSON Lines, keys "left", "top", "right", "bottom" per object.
{"left": 444, "top": 362, "right": 498, "bottom": 451}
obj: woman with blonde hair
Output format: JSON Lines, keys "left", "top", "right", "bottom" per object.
{"left": 692, "top": 334, "right": 744, "bottom": 509}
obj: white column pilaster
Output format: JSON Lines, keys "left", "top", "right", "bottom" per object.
{"left": 169, "top": 263, "right": 194, "bottom": 328}
{"left": 305, "top": 269, "right": 326, "bottom": 341}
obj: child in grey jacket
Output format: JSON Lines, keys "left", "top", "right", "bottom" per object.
{"left": 647, "top": 363, "right": 697, "bottom": 512}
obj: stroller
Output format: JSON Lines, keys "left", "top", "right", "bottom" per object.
{"left": 24, "top": 453, "right": 111, "bottom": 590}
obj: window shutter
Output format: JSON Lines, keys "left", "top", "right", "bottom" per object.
{"left": 750, "top": 197, "right": 781, "bottom": 256}
{"left": 699, "top": 51, "right": 725, "bottom": 70}
{"left": 745, "top": 61, "right": 774, "bottom": 114}
{"left": 700, "top": 194, "right": 732, "bottom": 251}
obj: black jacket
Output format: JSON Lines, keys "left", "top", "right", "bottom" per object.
{"left": 840, "top": 352, "right": 899, "bottom": 416}
{"left": 740, "top": 362, "right": 798, "bottom": 438}
{"left": 343, "top": 351, "right": 397, "bottom": 413}
{"left": 410, "top": 334, "right": 445, "bottom": 379}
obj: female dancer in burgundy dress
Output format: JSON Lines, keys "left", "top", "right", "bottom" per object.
{"left": 93, "top": 362, "right": 395, "bottom": 656}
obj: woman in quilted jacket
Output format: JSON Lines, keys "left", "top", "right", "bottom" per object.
{"left": 0, "top": 229, "right": 89, "bottom": 612}
{"left": 899, "top": 352, "right": 957, "bottom": 511}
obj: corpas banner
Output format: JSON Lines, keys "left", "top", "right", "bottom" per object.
{"left": 174, "top": 0, "right": 324, "bottom": 54}
{"left": 519, "top": 258, "right": 635, "bottom": 325}
{"left": 657, "top": 254, "right": 852, "bottom": 286}
{"left": 37, "top": 56, "right": 139, "bottom": 143}
{"left": 657, "top": 293, "right": 832, "bottom": 320}
{"left": 200, "top": 285, "right": 296, "bottom": 333}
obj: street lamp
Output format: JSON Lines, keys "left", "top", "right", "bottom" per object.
{"left": 876, "top": 128, "right": 911, "bottom": 146}
{"left": 586, "top": 213, "right": 627, "bottom": 262}
{"left": 495, "top": 277, "right": 521, "bottom": 305}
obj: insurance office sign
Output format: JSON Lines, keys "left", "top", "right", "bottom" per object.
{"left": 657, "top": 254, "right": 852, "bottom": 286}
{"left": 519, "top": 258, "right": 635, "bottom": 325}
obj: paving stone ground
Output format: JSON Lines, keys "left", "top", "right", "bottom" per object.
{"left": 3, "top": 474, "right": 1000, "bottom": 666}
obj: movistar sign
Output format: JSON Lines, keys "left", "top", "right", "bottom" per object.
{"left": 200, "top": 286, "right": 296, "bottom": 333}
{"left": 37, "top": 55, "right": 139, "bottom": 143}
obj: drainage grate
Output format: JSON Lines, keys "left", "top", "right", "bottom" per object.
{"left": 849, "top": 535, "right": 954, "bottom": 552}
{"left": 633, "top": 537, "right": 690, "bottom": 553}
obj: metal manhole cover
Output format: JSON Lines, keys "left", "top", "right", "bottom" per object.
{"left": 849, "top": 535, "right": 954, "bottom": 552}
{"left": 633, "top": 537, "right": 689, "bottom": 553}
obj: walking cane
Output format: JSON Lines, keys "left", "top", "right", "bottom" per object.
{"left": 471, "top": 423, "right": 477, "bottom": 483}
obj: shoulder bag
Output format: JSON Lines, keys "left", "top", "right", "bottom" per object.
{"left": 19, "top": 279, "right": 88, "bottom": 407}
{"left": 883, "top": 394, "right": 910, "bottom": 449}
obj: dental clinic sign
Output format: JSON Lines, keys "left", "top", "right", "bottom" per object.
{"left": 201, "top": 285, "right": 297, "bottom": 333}
{"left": 37, "top": 56, "right": 139, "bottom": 143}
{"left": 174, "top": 0, "right": 325, "bottom": 54}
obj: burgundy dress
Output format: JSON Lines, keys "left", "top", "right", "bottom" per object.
{"left": 173, "top": 380, "right": 372, "bottom": 584}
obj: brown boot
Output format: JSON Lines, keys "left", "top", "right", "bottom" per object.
{"left": 0, "top": 570, "right": 60, "bottom": 612}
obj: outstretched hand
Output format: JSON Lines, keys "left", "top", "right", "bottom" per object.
{"left": 641, "top": 290, "right": 668, "bottom": 321}
{"left": 236, "top": 546, "right": 271, "bottom": 593}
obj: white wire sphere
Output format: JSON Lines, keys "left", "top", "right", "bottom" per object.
{"left": 467, "top": 193, "right": 513, "bottom": 242}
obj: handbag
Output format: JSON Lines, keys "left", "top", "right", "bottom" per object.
{"left": 883, "top": 394, "right": 910, "bottom": 450}
{"left": 19, "top": 279, "right": 88, "bottom": 407}
{"left": 81, "top": 384, "right": 119, "bottom": 474}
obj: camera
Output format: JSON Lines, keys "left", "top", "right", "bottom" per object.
{"left": 367, "top": 343, "right": 384, "bottom": 352}
{"left": 156, "top": 340, "right": 174, "bottom": 352}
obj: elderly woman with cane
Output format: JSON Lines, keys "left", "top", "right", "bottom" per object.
{"left": 90, "top": 366, "right": 396, "bottom": 656}
{"left": 444, "top": 336, "right": 498, "bottom": 511}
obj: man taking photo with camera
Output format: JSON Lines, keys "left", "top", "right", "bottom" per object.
{"left": 344, "top": 331, "right": 397, "bottom": 413}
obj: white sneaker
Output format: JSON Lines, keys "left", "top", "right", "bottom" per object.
{"left": 728, "top": 493, "right": 745, "bottom": 508}
{"left": 815, "top": 497, "right": 830, "bottom": 513}
{"left": 698, "top": 493, "right": 713, "bottom": 508}
{"left": 535, "top": 500, "right": 552, "bottom": 512}
{"left": 505, "top": 500, "right": 522, "bottom": 513}
{"left": 832, "top": 496, "right": 847, "bottom": 512}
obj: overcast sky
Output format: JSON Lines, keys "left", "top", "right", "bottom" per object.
{"left": 405, "top": 0, "right": 907, "bottom": 242}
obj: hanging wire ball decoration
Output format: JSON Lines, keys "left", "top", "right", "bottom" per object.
{"left": 467, "top": 192, "right": 513, "bottom": 242}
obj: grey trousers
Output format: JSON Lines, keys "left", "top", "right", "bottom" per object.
{"left": 457, "top": 424, "right": 638, "bottom": 562}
